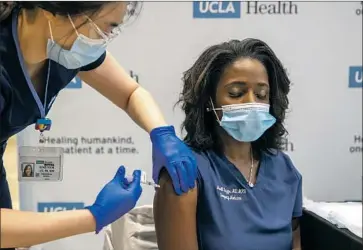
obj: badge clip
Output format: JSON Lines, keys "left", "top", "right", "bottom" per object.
{"left": 35, "top": 118, "right": 52, "bottom": 143}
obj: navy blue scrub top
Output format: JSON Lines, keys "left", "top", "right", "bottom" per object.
{"left": 0, "top": 8, "right": 106, "bottom": 207}
{"left": 194, "top": 149, "right": 303, "bottom": 250}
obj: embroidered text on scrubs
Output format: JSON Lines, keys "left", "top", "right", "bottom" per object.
{"left": 217, "top": 186, "right": 246, "bottom": 201}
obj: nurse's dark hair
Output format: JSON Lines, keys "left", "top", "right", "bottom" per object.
{"left": 177, "top": 38, "right": 290, "bottom": 155}
{"left": 0, "top": 1, "right": 141, "bottom": 22}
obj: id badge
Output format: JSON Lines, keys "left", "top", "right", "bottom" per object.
{"left": 18, "top": 146, "right": 63, "bottom": 182}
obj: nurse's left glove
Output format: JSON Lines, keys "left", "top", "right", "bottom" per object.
{"left": 150, "top": 125, "right": 197, "bottom": 195}
{"left": 85, "top": 166, "right": 142, "bottom": 234}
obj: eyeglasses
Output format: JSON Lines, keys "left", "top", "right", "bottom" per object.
{"left": 87, "top": 1, "right": 142, "bottom": 39}
{"left": 68, "top": 1, "right": 141, "bottom": 42}
{"left": 85, "top": 16, "right": 122, "bottom": 42}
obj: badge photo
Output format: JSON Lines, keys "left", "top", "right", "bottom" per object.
{"left": 18, "top": 146, "right": 64, "bottom": 182}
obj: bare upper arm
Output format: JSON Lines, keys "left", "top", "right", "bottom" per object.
{"left": 292, "top": 218, "right": 301, "bottom": 249}
{"left": 78, "top": 51, "right": 139, "bottom": 110}
{"left": 153, "top": 168, "right": 199, "bottom": 250}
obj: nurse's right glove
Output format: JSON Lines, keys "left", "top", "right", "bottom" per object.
{"left": 85, "top": 166, "right": 142, "bottom": 234}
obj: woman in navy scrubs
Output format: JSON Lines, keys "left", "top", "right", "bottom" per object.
{"left": 0, "top": 2, "right": 196, "bottom": 249}
{"left": 154, "top": 39, "right": 303, "bottom": 250}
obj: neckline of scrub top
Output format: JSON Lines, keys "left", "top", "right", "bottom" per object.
{"left": 219, "top": 151, "right": 266, "bottom": 189}
{"left": 11, "top": 10, "right": 48, "bottom": 118}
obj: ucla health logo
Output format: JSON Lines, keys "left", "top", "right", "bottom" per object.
{"left": 38, "top": 202, "right": 85, "bottom": 212}
{"left": 193, "top": 1, "right": 241, "bottom": 18}
{"left": 193, "top": 1, "right": 298, "bottom": 18}
{"left": 349, "top": 66, "right": 362, "bottom": 88}
{"left": 65, "top": 77, "right": 82, "bottom": 89}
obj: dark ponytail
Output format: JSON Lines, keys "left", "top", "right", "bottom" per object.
{"left": 0, "top": 1, "right": 17, "bottom": 22}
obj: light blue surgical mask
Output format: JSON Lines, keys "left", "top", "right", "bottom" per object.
{"left": 46, "top": 16, "right": 108, "bottom": 69}
{"left": 210, "top": 99, "right": 276, "bottom": 142}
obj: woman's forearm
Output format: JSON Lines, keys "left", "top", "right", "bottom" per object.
{"left": 0, "top": 208, "right": 96, "bottom": 248}
{"left": 125, "top": 86, "right": 168, "bottom": 133}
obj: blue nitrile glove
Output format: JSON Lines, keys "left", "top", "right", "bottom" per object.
{"left": 85, "top": 166, "right": 142, "bottom": 233}
{"left": 150, "top": 125, "right": 197, "bottom": 195}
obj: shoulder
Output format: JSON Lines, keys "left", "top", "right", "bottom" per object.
{"left": 79, "top": 52, "right": 107, "bottom": 72}
{"left": 0, "top": 13, "right": 13, "bottom": 106}
{"left": 0, "top": 12, "right": 12, "bottom": 68}
{"left": 50, "top": 52, "right": 107, "bottom": 89}
{"left": 191, "top": 150, "right": 214, "bottom": 174}
{"left": 0, "top": 10, "right": 12, "bottom": 44}
{"left": 191, "top": 149, "right": 224, "bottom": 186}
{"left": 265, "top": 149, "right": 302, "bottom": 181}
{"left": 0, "top": 64, "right": 11, "bottom": 95}
{"left": 192, "top": 150, "right": 212, "bottom": 168}
{"left": 0, "top": 20, "right": 14, "bottom": 106}
{"left": 155, "top": 168, "right": 198, "bottom": 214}
{"left": 0, "top": 8, "right": 18, "bottom": 63}
{"left": 155, "top": 150, "right": 207, "bottom": 200}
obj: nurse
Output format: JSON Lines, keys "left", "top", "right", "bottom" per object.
{"left": 154, "top": 39, "right": 303, "bottom": 250}
{"left": 0, "top": 1, "right": 196, "bottom": 249}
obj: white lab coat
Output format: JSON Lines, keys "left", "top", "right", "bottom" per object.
{"left": 103, "top": 205, "right": 158, "bottom": 250}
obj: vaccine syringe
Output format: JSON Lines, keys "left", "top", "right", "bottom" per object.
{"left": 126, "top": 171, "right": 160, "bottom": 188}
{"left": 141, "top": 180, "right": 160, "bottom": 188}
{"left": 141, "top": 171, "right": 160, "bottom": 188}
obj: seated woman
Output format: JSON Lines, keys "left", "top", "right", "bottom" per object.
{"left": 154, "top": 38, "right": 302, "bottom": 250}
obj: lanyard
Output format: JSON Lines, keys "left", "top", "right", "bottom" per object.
{"left": 11, "top": 9, "right": 52, "bottom": 143}
{"left": 35, "top": 62, "right": 52, "bottom": 143}
{"left": 43, "top": 61, "right": 51, "bottom": 117}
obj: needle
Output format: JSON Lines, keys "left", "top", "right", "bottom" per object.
{"left": 126, "top": 172, "right": 160, "bottom": 188}
{"left": 141, "top": 180, "right": 160, "bottom": 188}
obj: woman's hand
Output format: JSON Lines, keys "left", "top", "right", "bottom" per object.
{"left": 150, "top": 126, "right": 197, "bottom": 195}
{"left": 85, "top": 166, "right": 142, "bottom": 233}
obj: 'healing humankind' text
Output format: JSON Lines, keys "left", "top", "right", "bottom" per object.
{"left": 41, "top": 136, "right": 134, "bottom": 147}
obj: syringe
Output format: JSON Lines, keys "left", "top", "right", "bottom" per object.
{"left": 141, "top": 180, "right": 160, "bottom": 188}
{"left": 141, "top": 171, "right": 160, "bottom": 188}
{"left": 126, "top": 171, "right": 160, "bottom": 188}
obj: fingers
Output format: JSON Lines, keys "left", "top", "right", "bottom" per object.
{"left": 121, "top": 176, "right": 132, "bottom": 189}
{"left": 125, "top": 175, "right": 134, "bottom": 184}
{"left": 184, "top": 159, "right": 196, "bottom": 189}
{"left": 114, "top": 166, "right": 126, "bottom": 182}
{"left": 130, "top": 170, "right": 143, "bottom": 200}
{"left": 190, "top": 155, "right": 198, "bottom": 186}
{"left": 176, "top": 162, "right": 189, "bottom": 193}
{"left": 128, "top": 170, "right": 142, "bottom": 192}
{"left": 167, "top": 164, "right": 182, "bottom": 195}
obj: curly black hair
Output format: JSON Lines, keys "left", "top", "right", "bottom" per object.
{"left": 177, "top": 38, "right": 291, "bottom": 155}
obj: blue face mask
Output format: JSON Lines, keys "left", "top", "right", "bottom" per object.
{"left": 210, "top": 101, "right": 276, "bottom": 142}
{"left": 47, "top": 17, "right": 108, "bottom": 69}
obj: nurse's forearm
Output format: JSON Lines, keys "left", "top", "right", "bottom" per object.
{"left": 125, "top": 86, "right": 168, "bottom": 133}
{"left": 0, "top": 208, "right": 96, "bottom": 248}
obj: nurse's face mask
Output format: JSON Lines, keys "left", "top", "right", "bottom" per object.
{"left": 47, "top": 15, "right": 120, "bottom": 69}
{"left": 209, "top": 98, "right": 276, "bottom": 142}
